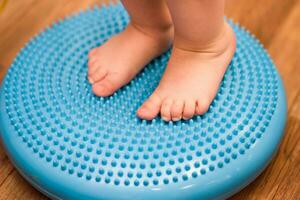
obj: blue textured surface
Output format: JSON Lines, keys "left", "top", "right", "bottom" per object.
{"left": 0, "top": 3, "right": 287, "bottom": 200}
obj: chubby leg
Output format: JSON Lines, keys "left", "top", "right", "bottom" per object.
{"left": 137, "top": 0, "right": 236, "bottom": 121}
{"left": 88, "top": 0, "right": 173, "bottom": 96}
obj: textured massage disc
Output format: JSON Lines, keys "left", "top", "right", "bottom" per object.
{"left": 0, "top": 3, "right": 286, "bottom": 200}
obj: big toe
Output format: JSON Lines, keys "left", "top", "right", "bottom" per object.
{"left": 92, "top": 75, "right": 122, "bottom": 97}
{"left": 195, "top": 98, "right": 210, "bottom": 115}
{"left": 137, "top": 93, "right": 162, "bottom": 120}
{"left": 88, "top": 66, "right": 107, "bottom": 84}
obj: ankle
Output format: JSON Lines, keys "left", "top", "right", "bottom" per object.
{"left": 129, "top": 21, "right": 174, "bottom": 44}
{"left": 173, "top": 22, "right": 235, "bottom": 55}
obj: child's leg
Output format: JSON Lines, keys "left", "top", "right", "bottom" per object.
{"left": 137, "top": 0, "right": 236, "bottom": 121}
{"left": 88, "top": 0, "right": 173, "bottom": 96}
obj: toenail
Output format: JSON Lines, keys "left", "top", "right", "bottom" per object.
{"left": 138, "top": 107, "right": 146, "bottom": 113}
{"left": 161, "top": 116, "right": 169, "bottom": 121}
{"left": 88, "top": 76, "right": 94, "bottom": 84}
{"left": 172, "top": 117, "right": 181, "bottom": 121}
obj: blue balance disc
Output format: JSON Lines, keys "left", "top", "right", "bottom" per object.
{"left": 0, "top": 3, "right": 287, "bottom": 200}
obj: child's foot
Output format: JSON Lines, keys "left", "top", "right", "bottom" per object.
{"left": 137, "top": 22, "right": 236, "bottom": 121}
{"left": 88, "top": 23, "right": 173, "bottom": 96}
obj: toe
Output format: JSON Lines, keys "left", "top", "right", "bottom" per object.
{"left": 195, "top": 98, "right": 210, "bottom": 115}
{"left": 89, "top": 67, "right": 107, "bottom": 84}
{"left": 137, "top": 92, "right": 162, "bottom": 120}
{"left": 92, "top": 74, "right": 120, "bottom": 97}
{"left": 88, "top": 48, "right": 98, "bottom": 58}
{"left": 182, "top": 99, "right": 196, "bottom": 120}
{"left": 170, "top": 100, "right": 184, "bottom": 121}
{"left": 160, "top": 98, "right": 173, "bottom": 121}
{"left": 88, "top": 59, "right": 101, "bottom": 77}
{"left": 88, "top": 58, "right": 96, "bottom": 70}
{"left": 87, "top": 59, "right": 98, "bottom": 78}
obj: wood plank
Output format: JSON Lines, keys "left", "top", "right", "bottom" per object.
{"left": 0, "top": 144, "right": 14, "bottom": 186}
{"left": 267, "top": 3, "right": 300, "bottom": 107}
{"left": 225, "top": 0, "right": 297, "bottom": 47}
{"left": 0, "top": 0, "right": 299, "bottom": 199}
{"left": 0, "top": 171, "right": 48, "bottom": 200}
{"left": 230, "top": 1, "right": 300, "bottom": 199}
{"left": 0, "top": 156, "right": 14, "bottom": 187}
{"left": 273, "top": 123, "right": 300, "bottom": 200}
{"left": 0, "top": 0, "right": 103, "bottom": 68}
{"left": 272, "top": 90, "right": 300, "bottom": 199}
{"left": 0, "top": 1, "right": 102, "bottom": 199}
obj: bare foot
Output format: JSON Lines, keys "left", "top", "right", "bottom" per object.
{"left": 137, "top": 22, "right": 236, "bottom": 121}
{"left": 88, "top": 23, "right": 173, "bottom": 96}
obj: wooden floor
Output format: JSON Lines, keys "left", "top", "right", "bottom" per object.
{"left": 0, "top": 0, "right": 299, "bottom": 199}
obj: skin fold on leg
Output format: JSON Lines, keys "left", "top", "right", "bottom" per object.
{"left": 137, "top": 0, "right": 236, "bottom": 121}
